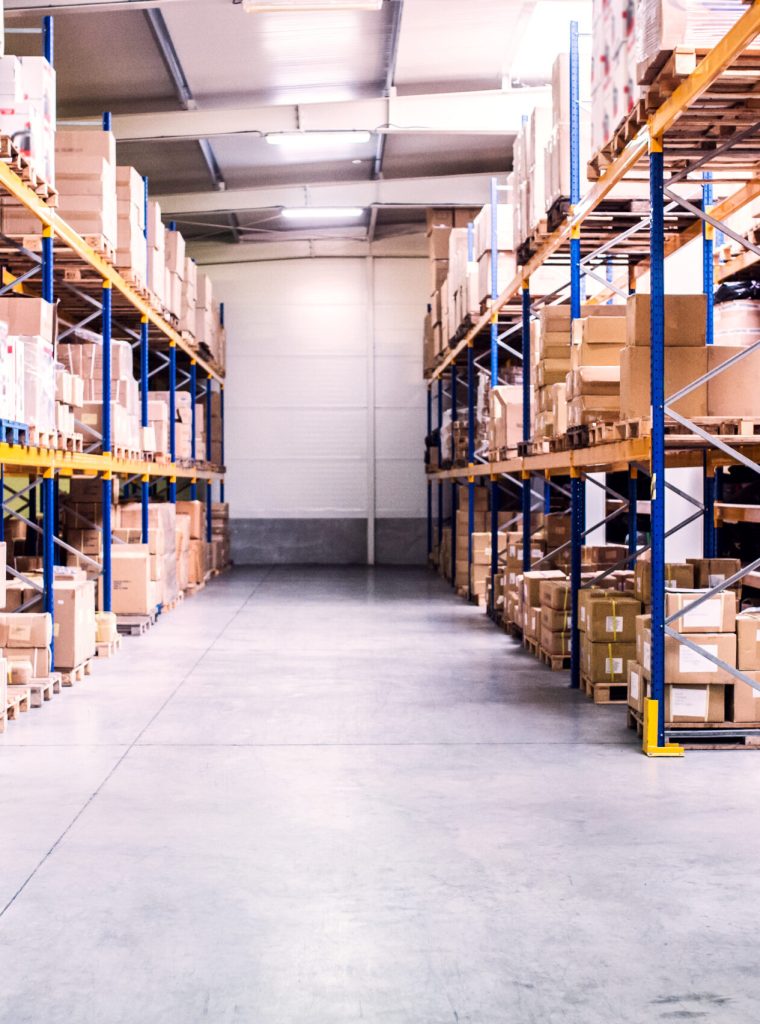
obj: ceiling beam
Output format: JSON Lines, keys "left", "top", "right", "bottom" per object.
{"left": 158, "top": 172, "right": 497, "bottom": 216}
{"left": 188, "top": 233, "right": 427, "bottom": 266}
{"left": 109, "top": 87, "right": 549, "bottom": 143}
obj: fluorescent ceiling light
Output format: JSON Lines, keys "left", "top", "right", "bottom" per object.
{"left": 242, "top": 1, "right": 383, "bottom": 11}
{"left": 281, "top": 207, "right": 365, "bottom": 220}
{"left": 266, "top": 130, "right": 372, "bottom": 147}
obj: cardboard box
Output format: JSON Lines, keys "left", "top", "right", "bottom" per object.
{"left": 619, "top": 345, "right": 708, "bottom": 421}
{"left": 188, "top": 539, "right": 206, "bottom": 585}
{"left": 728, "top": 672, "right": 760, "bottom": 723}
{"left": 686, "top": 558, "right": 742, "bottom": 592}
{"left": 585, "top": 595, "right": 641, "bottom": 642}
{"left": 53, "top": 579, "right": 96, "bottom": 670}
{"left": 0, "top": 297, "right": 55, "bottom": 342}
{"left": 539, "top": 579, "right": 571, "bottom": 612}
{"left": 627, "top": 660, "right": 646, "bottom": 713}
{"left": 665, "top": 684, "right": 725, "bottom": 724}
{"left": 634, "top": 559, "right": 694, "bottom": 602}
{"left": 577, "top": 588, "right": 619, "bottom": 631}
{"left": 540, "top": 605, "right": 573, "bottom": 632}
{"left": 636, "top": 614, "right": 651, "bottom": 675}
{"left": 581, "top": 636, "right": 636, "bottom": 683}
{"left": 0, "top": 611, "right": 52, "bottom": 648}
{"left": 664, "top": 590, "right": 736, "bottom": 634}
{"left": 626, "top": 294, "right": 707, "bottom": 346}
{"left": 664, "top": 632, "right": 736, "bottom": 684}
{"left": 541, "top": 624, "right": 571, "bottom": 655}
{"left": 522, "top": 569, "right": 566, "bottom": 608}
{"left": 96, "top": 610, "right": 117, "bottom": 643}
{"left": 737, "top": 611, "right": 760, "bottom": 671}
{"left": 106, "top": 544, "right": 153, "bottom": 614}
{"left": 706, "top": 344, "right": 760, "bottom": 417}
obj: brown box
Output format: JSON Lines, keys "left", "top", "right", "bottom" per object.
{"left": 541, "top": 625, "right": 571, "bottom": 656}
{"left": 53, "top": 579, "right": 96, "bottom": 670}
{"left": 540, "top": 605, "right": 572, "bottom": 632}
{"left": 728, "top": 673, "right": 760, "bottom": 723}
{"left": 524, "top": 605, "right": 541, "bottom": 641}
{"left": 544, "top": 513, "right": 571, "bottom": 549}
{"left": 0, "top": 612, "right": 53, "bottom": 648}
{"left": 627, "top": 660, "right": 647, "bottom": 712}
{"left": 106, "top": 545, "right": 153, "bottom": 614}
{"left": 619, "top": 345, "right": 708, "bottom": 421}
{"left": 686, "top": 558, "right": 742, "bottom": 592}
{"left": 634, "top": 560, "right": 694, "bottom": 602}
{"left": 539, "top": 578, "right": 571, "bottom": 611}
{"left": 522, "top": 570, "right": 565, "bottom": 608}
{"left": 581, "top": 636, "right": 636, "bottom": 683}
{"left": 664, "top": 590, "right": 736, "bottom": 634}
{"left": 577, "top": 588, "right": 619, "bottom": 632}
{"left": 737, "top": 612, "right": 760, "bottom": 670}
{"left": 664, "top": 632, "right": 736, "bottom": 684}
{"left": 0, "top": 296, "right": 55, "bottom": 342}
{"left": 626, "top": 293, "right": 707, "bottom": 346}
{"left": 636, "top": 614, "right": 652, "bottom": 674}
{"left": 665, "top": 683, "right": 725, "bottom": 723}
{"left": 585, "top": 595, "right": 641, "bottom": 642}
{"left": 706, "top": 344, "right": 760, "bottom": 417}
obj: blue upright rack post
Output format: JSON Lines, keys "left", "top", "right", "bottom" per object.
{"left": 219, "top": 302, "right": 226, "bottom": 504}
{"left": 140, "top": 314, "right": 150, "bottom": 544}
{"left": 703, "top": 456, "right": 717, "bottom": 558}
{"left": 42, "top": 195, "right": 55, "bottom": 666}
{"left": 489, "top": 178, "right": 500, "bottom": 610}
{"left": 702, "top": 173, "right": 716, "bottom": 559}
{"left": 101, "top": 280, "right": 112, "bottom": 613}
{"left": 569, "top": 19, "right": 584, "bottom": 690}
{"left": 467, "top": 339, "right": 475, "bottom": 599}
{"left": 426, "top": 386, "right": 432, "bottom": 561}
{"left": 169, "top": 340, "right": 177, "bottom": 503}
{"left": 521, "top": 280, "right": 532, "bottom": 573}
{"left": 205, "top": 375, "right": 213, "bottom": 544}
{"left": 648, "top": 133, "right": 667, "bottom": 750}
{"left": 450, "top": 363, "right": 458, "bottom": 586}
{"left": 190, "top": 359, "right": 198, "bottom": 502}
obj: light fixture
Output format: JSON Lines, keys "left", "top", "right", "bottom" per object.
{"left": 281, "top": 207, "right": 365, "bottom": 220}
{"left": 241, "top": 1, "right": 383, "bottom": 12}
{"left": 266, "top": 130, "right": 372, "bottom": 148}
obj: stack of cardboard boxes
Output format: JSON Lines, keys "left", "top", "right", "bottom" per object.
{"left": 566, "top": 309, "right": 627, "bottom": 430}
{"left": 0, "top": 54, "right": 56, "bottom": 189}
{"left": 210, "top": 502, "right": 230, "bottom": 572}
{"left": 165, "top": 227, "right": 185, "bottom": 322}
{"left": 178, "top": 500, "right": 207, "bottom": 585}
{"left": 152, "top": 390, "right": 193, "bottom": 460}
{"left": 0, "top": 611, "right": 52, "bottom": 685}
{"left": 118, "top": 501, "right": 178, "bottom": 608}
{"left": 539, "top": 578, "right": 573, "bottom": 658}
{"left": 579, "top": 589, "right": 642, "bottom": 692}
{"left": 472, "top": 203, "right": 516, "bottom": 309}
{"left": 62, "top": 475, "right": 120, "bottom": 568}
{"left": 488, "top": 384, "right": 523, "bottom": 456}
{"left": 522, "top": 569, "right": 566, "bottom": 646}
{"left": 147, "top": 200, "right": 166, "bottom": 311}
{"left": 53, "top": 128, "right": 117, "bottom": 252}
{"left": 532, "top": 306, "right": 572, "bottom": 442}
{"left": 115, "top": 166, "right": 147, "bottom": 289}
{"left": 180, "top": 256, "right": 197, "bottom": 338}
{"left": 55, "top": 363, "right": 84, "bottom": 442}
{"left": 60, "top": 338, "right": 141, "bottom": 453}
{"left": 544, "top": 50, "right": 591, "bottom": 213}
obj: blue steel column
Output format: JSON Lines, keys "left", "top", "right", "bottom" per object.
{"left": 219, "top": 385, "right": 225, "bottom": 503}
{"left": 703, "top": 458, "right": 717, "bottom": 558}
{"left": 140, "top": 315, "right": 150, "bottom": 544}
{"left": 437, "top": 377, "right": 443, "bottom": 551}
{"left": 426, "top": 386, "right": 433, "bottom": 560}
{"left": 101, "top": 281, "right": 112, "bottom": 612}
{"left": 569, "top": 18, "right": 583, "bottom": 689}
{"left": 521, "top": 280, "right": 532, "bottom": 572}
{"left": 450, "top": 364, "right": 458, "bottom": 587}
{"left": 628, "top": 466, "right": 638, "bottom": 563}
{"left": 190, "top": 359, "right": 198, "bottom": 502}
{"left": 649, "top": 136, "right": 666, "bottom": 746}
{"left": 205, "top": 375, "right": 213, "bottom": 544}
{"left": 43, "top": 14, "right": 54, "bottom": 64}
{"left": 467, "top": 341, "right": 475, "bottom": 599}
{"left": 489, "top": 178, "right": 500, "bottom": 608}
{"left": 703, "top": 172, "right": 714, "bottom": 347}
{"left": 169, "top": 341, "right": 177, "bottom": 503}
{"left": 42, "top": 213, "right": 55, "bottom": 664}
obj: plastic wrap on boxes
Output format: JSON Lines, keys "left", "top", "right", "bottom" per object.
{"left": 21, "top": 335, "right": 55, "bottom": 432}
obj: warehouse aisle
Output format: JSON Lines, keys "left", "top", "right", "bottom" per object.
{"left": 1, "top": 566, "right": 759, "bottom": 1023}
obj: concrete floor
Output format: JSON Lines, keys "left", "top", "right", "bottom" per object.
{"left": 0, "top": 566, "right": 758, "bottom": 1023}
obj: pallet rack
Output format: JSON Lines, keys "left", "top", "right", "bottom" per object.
{"left": 425, "top": 5, "right": 760, "bottom": 755}
{"left": 0, "top": 17, "right": 225, "bottom": 670}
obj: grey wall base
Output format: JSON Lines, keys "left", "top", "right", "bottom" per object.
{"left": 231, "top": 518, "right": 427, "bottom": 566}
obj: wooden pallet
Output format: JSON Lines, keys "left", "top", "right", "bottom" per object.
{"left": 184, "top": 579, "right": 206, "bottom": 597}
{"left": 0, "top": 134, "right": 58, "bottom": 207}
{"left": 516, "top": 217, "right": 550, "bottom": 265}
{"left": 615, "top": 416, "right": 760, "bottom": 442}
{"left": 627, "top": 705, "right": 760, "bottom": 749}
{"left": 522, "top": 635, "right": 540, "bottom": 658}
{"left": 6, "top": 686, "right": 31, "bottom": 719}
{"left": 28, "top": 426, "right": 56, "bottom": 449}
{"left": 9, "top": 679, "right": 53, "bottom": 709}
{"left": 96, "top": 634, "right": 122, "bottom": 658}
{"left": 539, "top": 647, "right": 571, "bottom": 672}
{"left": 82, "top": 234, "right": 115, "bottom": 264}
{"left": 61, "top": 658, "right": 93, "bottom": 687}
{"left": 116, "top": 608, "right": 158, "bottom": 636}
{"left": 587, "top": 421, "right": 619, "bottom": 446}
{"left": 56, "top": 430, "right": 84, "bottom": 453}
{"left": 0, "top": 419, "right": 28, "bottom": 446}
{"left": 161, "top": 591, "right": 185, "bottom": 614}
{"left": 581, "top": 674, "right": 628, "bottom": 704}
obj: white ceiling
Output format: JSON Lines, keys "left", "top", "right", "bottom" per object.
{"left": 4, "top": 0, "right": 585, "bottom": 249}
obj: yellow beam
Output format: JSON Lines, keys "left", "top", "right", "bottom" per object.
{"left": 0, "top": 443, "right": 224, "bottom": 480}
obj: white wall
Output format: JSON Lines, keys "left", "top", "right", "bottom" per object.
{"left": 204, "top": 255, "right": 428, "bottom": 528}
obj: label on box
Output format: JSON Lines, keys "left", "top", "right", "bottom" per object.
{"left": 630, "top": 669, "right": 640, "bottom": 700}
{"left": 708, "top": 574, "right": 726, "bottom": 586}
{"left": 580, "top": 607, "right": 586, "bottom": 624}
{"left": 679, "top": 643, "right": 719, "bottom": 675}
{"left": 671, "top": 685, "right": 708, "bottom": 718}
{"left": 665, "top": 578, "right": 676, "bottom": 588}
{"left": 643, "top": 641, "right": 651, "bottom": 671}
{"left": 682, "top": 598, "right": 721, "bottom": 631}
{"left": 605, "top": 657, "right": 623, "bottom": 676}
{"left": 605, "top": 615, "right": 623, "bottom": 633}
